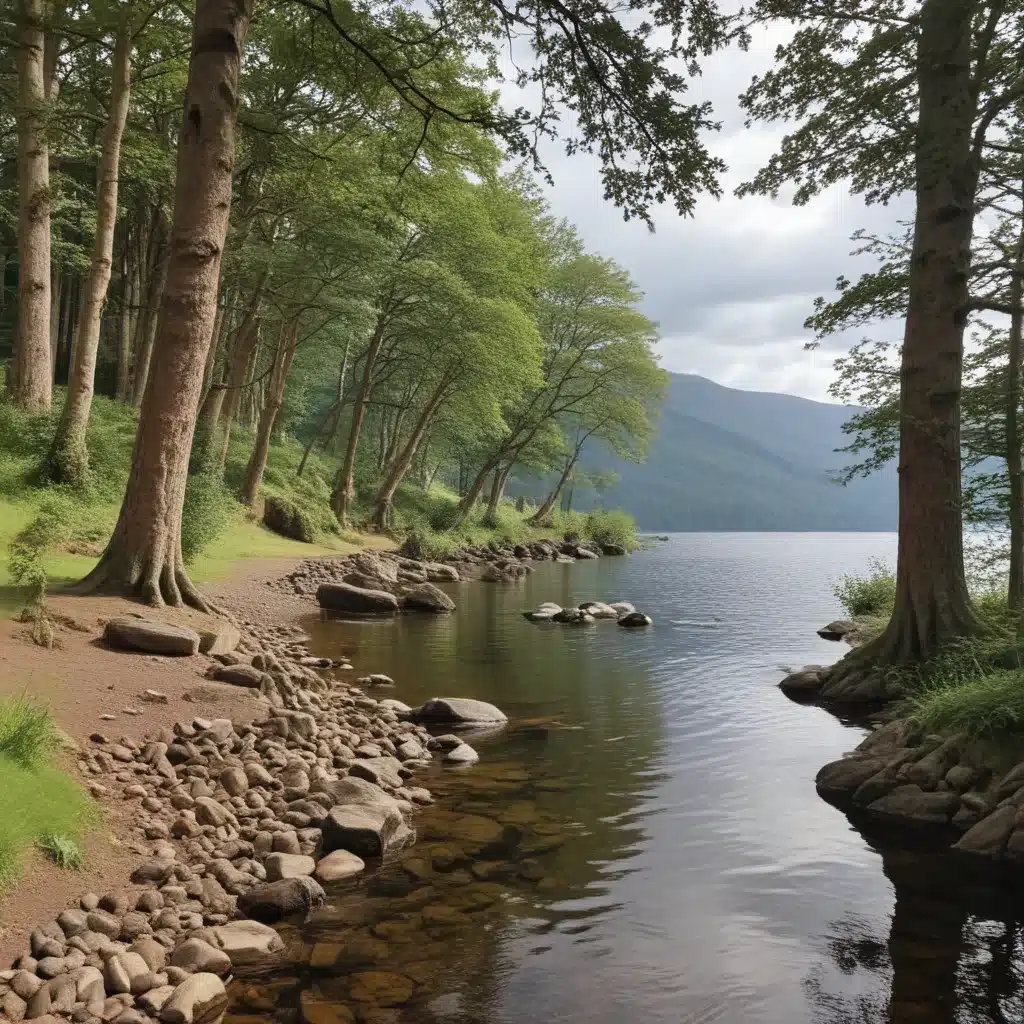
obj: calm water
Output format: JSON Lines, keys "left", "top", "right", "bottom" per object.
{"left": 264, "top": 534, "right": 1024, "bottom": 1024}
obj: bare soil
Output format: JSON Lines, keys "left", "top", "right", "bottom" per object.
{"left": 0, "top": 553, "right": 338, "bottom": 965}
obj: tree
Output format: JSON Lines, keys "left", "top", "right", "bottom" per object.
{"left": 740, "top": 0, "right": 1024, "bottom": 663}
{"left": 45, "top": 6, "right": 133, "bottom": 486}
{"left": 74, "top": 0, "right": 252, "bottom": 607}
{"left": 10, "top": 0, "right": 54, "bottom": 411}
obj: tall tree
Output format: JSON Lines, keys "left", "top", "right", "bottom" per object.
{"left": 75, "top": 0, "right": 252, "bottom": 607}
{"left": 11, "top": 0, "right": 54, "bottom": 410}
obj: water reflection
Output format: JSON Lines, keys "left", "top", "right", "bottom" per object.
{"left": 235, "top": 535, "right": 1024, "bottom": 1022}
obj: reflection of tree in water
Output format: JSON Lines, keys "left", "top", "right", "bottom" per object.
{"left": 804, "top": 834, "right": 1024, "bottom": 1024}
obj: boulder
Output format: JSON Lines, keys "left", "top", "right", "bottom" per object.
{"left": 574, "top": 546, "right": 599, "bottom": 560}
{"left": 237, "top": 877, "right": 326, "bottom": 924}
{"left": 609, "top": 601, "right": 635, "bottom": 615}
{"left": 170, "top": 940, "right": 231, "bottom": 978}
{"left": 316, "top": 583, "right": 399, "bottom": 617}
{"left": 314, "top": 850, "right": 366, "bottom": 883}
{"left": 778, "top": 667, "right": 824, "bottom": 697}
{"left": 350, "top": 552, "right": 400, "bottom": 584}
{"left": 424, "top": 563, "right": 460, "bottom": 582}
{"left": 321, "top": 804, "right": 402, "bottom": 859}
{"left": 444, "top": 743, "right": 479, "bottom": 765}
{"left": 196, "top": 624, "right": 240, "bottom": 656}
{"left": 578, "top": 601, "right": 618, "bottom": 619}
{"left": 480, "top": 565, "right": 514, "bottom": 583}
{"left": 411, "top": 698, "right": 508, "bottom": 728}
{"left": 264, "top": 853, "right": 316, "bottom": 881}
{"left": 866, "top": 784, "right": 960, "bottom": 823}
{"left": 599, "top": 543, "right": 627, "bottom": 556}
{"left": 817, "top": 619, "right": 856, "bottom": 641}
{"left": 400, "top": 583, "right": 456, "bottom": 613}
{"left": 617, "top": 611, "right": 652, "bottom": 628}
{"left": 208, "top": 664, "right": 264, "bottom": 688}
{"left": 104, "top": 618, "right": 200, "bottom": 657}
{"left": 357, "top": 673, "right": 394, "bottom": 687}
{"left": 207, "top": 920, "right": 284, "bottom": 959}
{"left": 158, "top": 973, "right": 228, "bottom": 1024}
{"left": 342, "top": 572, "right": 392, "bottom": 592}
{"left": 815, "top": 756, "right": 888, "bottom": 799}
{"left": 953, "top": 805, "right": 1017, "bottom": 857}
{"left": 552, "top": 608, "right": 593, "bottom": 625}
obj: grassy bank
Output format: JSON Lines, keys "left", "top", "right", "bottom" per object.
{"left": 0, "top": 698, "right": 95, "bottom": 891}
{"left": 0, "top": 395, "right": 639, "bottom": 614}
{"left": 833, "top": 561, "right": 1024, "bottom": 741}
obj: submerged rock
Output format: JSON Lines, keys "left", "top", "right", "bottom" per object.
{"left": 412, "top": 698, "right": 508, "bottom": 728}
{"left": 552, "top": 608, "right": 593, "bottom": 624}
{"left": 579, "top": 601, "right": 618, "bottom": 619}
{"left": 237, "top": 877, "right": 326, "bottom": 924}
{"left": 617, "top": 611, "right": 652, "bottom": 628}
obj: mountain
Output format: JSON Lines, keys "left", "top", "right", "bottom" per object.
{"left": 509, "top": 373, "right": 897, "bottom": 531}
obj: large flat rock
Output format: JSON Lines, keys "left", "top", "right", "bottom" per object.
{"left": 104, "top": 617, "right": 201, "bottom": 657}
{"left": 316, "top": 583, "right": 399, "bottom": 616}
{"left": 412, "top": 697, "right": 508, "bottom": 728}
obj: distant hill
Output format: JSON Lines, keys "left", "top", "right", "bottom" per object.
{"left": 509, "top": 373, "right": 897, "bottom": 531}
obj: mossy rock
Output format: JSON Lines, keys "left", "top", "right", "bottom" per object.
{"left": 264, "top": 495, "right": 317, "bottom": 543}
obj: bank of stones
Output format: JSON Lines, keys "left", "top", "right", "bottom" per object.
{"left": 2, "top": 601, "right": 509, "bottom": 1024}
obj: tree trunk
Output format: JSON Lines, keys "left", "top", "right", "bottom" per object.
{"left": 115, "top": 238, "right": 134, "bottom": 401}
{"left": 74, "top": 0, "right": 252, "bottom": 608}
{"left": 131, "top": 209, "right": 168, "bottom": 407}
{"left": 12, "top": 0, "right": 53, "bottom": 411}
{"left": 241, "top": 320, "right": 297, "bottom": 507}
{"left": 372, "top": 383, "right": 447, "bottom": 528}
{"left": 1008, "top": 203, "right": 1024, "bottom": 610}
{"left": 46, "top": 17, "right": 131, "bottom": 486}
{"left": 452, "top": 458, "right": 496, "bottom": 526}
{"left": 216, "top": 273, "right": 268, "bottom": 472}
{"left": 483, "top": 464, "right": 511, "bottom": 526}
{"left": 869, "top": 0, "right": 981, "bottom": 663}
{"left": 531, "top": 451, "right": 582, "bottom": 526}
{"left": 331, "top": 318, "right": 386, "bottom": 527}
{"left": 49, "top": 266, "right": 61, "bottom": 374}
{"left": 297, "top": 338, "right": 349, "bottom": 477}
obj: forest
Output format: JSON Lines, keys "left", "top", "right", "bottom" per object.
{"left": 1, "top": 0, "right": 1024, "bottom": 686}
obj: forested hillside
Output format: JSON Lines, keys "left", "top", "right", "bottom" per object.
{"left": 510, "top": 374, "right": 899, "bottom": 531}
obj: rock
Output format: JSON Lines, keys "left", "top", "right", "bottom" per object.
{"left": 194, "top": 797, "right": 235, "bottom": 828}
{"left": 778, "top": 667, "right": 824, "bottom": 696}
{"left": 444, "top": 744, "right": 479, "bottom": 765}
{"left": 207, "top": 920, "right": 283, "bottom": 960}
{"left": 196, "top": 625, "right": 240, "bottom": 656}
{"left": 411, "top": 698, "right": 507, "bottom": 728}
{"left": 599, "top": 543, "right": 626, "bottom": 556}
{"left": 424, "top": 563, "right": 460, "bottom": 582}
{"left": 86, "top": 911, "right": 123, "bottom": 939}
{"left": 299, "top": 993, "right": 356, "bottom": 1024}
{"left": 264, "top": 853, "right": 316, "bottom": 881}
{"left": 617, "top": 611, "right": 652, "bottom": 628}
{"left": 817, "top": 619, "right": 856, "bottom": 641}
{"left": 314, "top": 850, "right": 366, "bottom": 883}
{"left": 522, "top": 604, "right": 560, "bottom": 622}
{"left": 138, "top": 986, "right": 176, "bottom": 1017}
{"left": 130, "top": 939, "right": 167, "bottom": 974}
{"left": 208, "top": 665, "right": 263, "bottom": 688}
{"left": 158, "top": 973, "right": 228, "bottom": 1024}
{"left": 356, "top": 674, "right": 394, "bottom": 688}
{"left": 816, "top": 756, "right": 888, "bottom": 798}
{"left": 236, "top": 877, "right": 326, "bottom": 924}
{"left": 131, "top": 860, "right": 175, "bottom": 885}
{"left": 953, "top": 805, "right": 1017, "bottom": 856}
{"left": 347, "top": 972, "right": 414, "bottom": 1006}
{"left": 578, "top": 601, "right": 618, "bottom": 619}
{"left": 551, "top": 608, "right": 593, "bottom": 624}
{"left": 219, "top": 767, "right": 248, "bottom": 797}
{"left": 104, "top": 618, "right": 201, "bottom": 657}
{"left": 316, "top": 584, "right": 399, "bottom": 617}
{"left": 57, "top": 909, "right": 89, "bottom": 939}
{"left": 322, "top": 804, "right": 402, "bottom": 859}
{"left": 170, "top": 940, "right": 231, "bottom": 978}
{"left": 400, "top": 583, "right": 455, "bottom": 613}
{"left": 348, "top": 756, "right": 403, "bottom": 789}
{"left": 480, "top": 566, "right": 514, "bottom": 583}
{"left": 866, "top": 784, "right": 960, "bottom": 823}
{"left": 2, "top": 991, "right": 27, "bottom": 1023}
{"left": 609, "top": 601, "right": 635, "bottom": 615}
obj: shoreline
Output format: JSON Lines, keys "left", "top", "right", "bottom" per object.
{"left": 0, "top": 536, "right": 625, "bottom": 1023}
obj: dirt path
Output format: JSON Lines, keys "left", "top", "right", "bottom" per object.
{"left": 0, "top": 550, "right": 355, "bottom": 965}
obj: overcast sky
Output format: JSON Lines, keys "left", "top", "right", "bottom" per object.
{"left": 506, "top": 30, "right": 914, "bottom": 404}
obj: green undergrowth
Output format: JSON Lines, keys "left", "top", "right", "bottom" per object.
{"left": 369, "top": 480, "right": 639, "bottom": 559}
{"left": 0, "top": 697, "right": 95, "bottom": 890}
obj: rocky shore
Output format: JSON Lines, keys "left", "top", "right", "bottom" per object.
{"left": 779, "top": 625, "right": 1024, "bottom": 868}
{"left": 0, "top": 557, "right": 515, "bottom": 1024}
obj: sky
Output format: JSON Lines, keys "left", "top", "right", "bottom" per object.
{"left": 502, "top": 26, "right": 914, "bottom": 404}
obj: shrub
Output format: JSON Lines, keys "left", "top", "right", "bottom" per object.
{"left": 38, "top": 833, "right": 84, "bottom": 870}
{"left": 551, "top": 508, "right": 586, "bottom": 542}
{"left": 0, "top": 696, "right": 58, "bottom": 771}
{"left": 913, "top": 669, "right": 1024, "bottom": 738}
{"left": 585, "top": 509, "right": 638, "bottom": 550}
{"left": 181, "top": 474, "right": 237, "bottom": 562}
{"left": 832, "top": 558, "right": 896, "bottom": 617}
{"left": 263, "top": 494, "right": 317, "bottom": 543}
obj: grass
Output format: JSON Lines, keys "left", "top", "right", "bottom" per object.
{"left": 37, "top": 833, "right": 85, "bottom": 870}
{"left": 0, "top": 697, "right": 95, "bottom": 890}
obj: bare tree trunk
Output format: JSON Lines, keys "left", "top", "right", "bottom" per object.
{"left": 12, "top": 0, "right": 53, "bottom": 411}
{"left": 216, "top": 273, "right": 267, "bottom": 472}
{"left": 115, "top": 237, "right": 134, "bottom": 401}
{"left": 131, "top": 212, "right": 168, "bottom": 407}
{"left": 452, "top": 458, "right": 496, "bottom": 526}
{"left": 49, "top": 265, "right": 61, "bottom": 375}
{"left": 1008, "top": 201, "right": 1024, "bottom": 610}
{"left": 46, "top": 16, "right": 131, "bottom": 486}
{"left": 483, "top": 464, "right": 511, "bottom": 526}
{"left": 74, "top": 0, "right": 252, "bottom": 608}
{"left": 241, "top": 320, "right": 297, "bottom": 506}
{"left": 331, "top": 318, "right": 386, "bottom": 527}
{"left": 531, "top": 451, "right": 582, "bottom": 526}
{"left": 862, "top": 0, "right": 981, "bottom": 665}
{"left": 297, "top": 338, "right": 349, "bottom": 477}
{"left": 372, "top": 383, "right": 447, "bottom": 528}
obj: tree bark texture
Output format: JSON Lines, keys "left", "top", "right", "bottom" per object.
{"left": 131, "top": 213, "right": 169, "bottom": 408}
{"left": 75, "top": 0, "right": 252, "bottom": 608}
{"left": 331, "top": 318, "right": 386, "bottom": 526}
{"left": 1008, "top": 205, "right": 1024, "bottom": 609}
{"left": 46, "top": 18, "right": 132, "bottom": 486}
{"left": 873, "top": 0, "right": 981, "bottom": 662}
{"left": 115, "top": 242, "right": 134, "bottom": 401}
{"left": 241, "top": 320, "right": 297, "bottom": 506}
{"left": 12, "top": 0, "right": 53, "bottom": 411}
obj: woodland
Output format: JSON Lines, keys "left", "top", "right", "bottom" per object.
{"left": 2, "top": 0, "right": 1024, "bottom": 693}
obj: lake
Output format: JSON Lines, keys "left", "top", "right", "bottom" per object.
{"left": 280, "top": 533, "right": 1024, "bottom": 1024}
